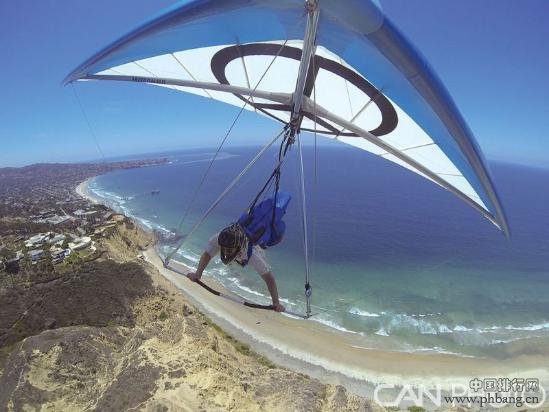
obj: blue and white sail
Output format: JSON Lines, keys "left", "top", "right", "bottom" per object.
{"left": 64, "top": 0, "right": 509, "bottom": 235}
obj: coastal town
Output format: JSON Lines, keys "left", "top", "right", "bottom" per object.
{"left": 0, "top": 159, "right": 379, "bottom": 411}
{"left": 0, "top": 159, "right": 166, "bottom": 276}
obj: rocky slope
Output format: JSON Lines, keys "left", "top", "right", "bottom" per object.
{"left": 0, "top": 220, "right": 384, "bottom": 411}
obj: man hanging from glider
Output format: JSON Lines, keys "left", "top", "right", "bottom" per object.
{"left": 187, "top": 223, "right": 286, "bottom": 312}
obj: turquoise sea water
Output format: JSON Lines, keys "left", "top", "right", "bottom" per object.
{"left": 88, "top": 145, "right": 549, "bottom": 357}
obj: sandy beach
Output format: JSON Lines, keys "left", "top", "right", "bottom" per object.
{"left": 144, "top": 250, "right": 549, "bottom": 391}
{"left": 75, "top": 177, "right": 102, "bottom": 204}
{"left": 76, "top": 177, "right": 549, "bottom": 402}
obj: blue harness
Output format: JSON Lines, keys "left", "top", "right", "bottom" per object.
{"left": 236, "top": 191, "right": 291, "bottom": 266}
{"left": 233, "top": 126, "right": 295, "bottom": 267}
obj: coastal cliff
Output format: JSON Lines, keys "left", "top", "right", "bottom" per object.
{"left": 0, "top": 216, "right": 383, "bottom": 411}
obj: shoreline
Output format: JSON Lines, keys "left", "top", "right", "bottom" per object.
{"left": 75, "top": 177, "right": 102, "bottom": 205}
{"left": 144, "top": 250, "right": 549, "bottom": 391}
{"left": 75, "top": 176, "right": 549, "bottom": 394}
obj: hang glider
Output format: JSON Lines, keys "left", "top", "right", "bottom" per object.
{"left": 64, "top": 0, "right": 509, "bottom": 236}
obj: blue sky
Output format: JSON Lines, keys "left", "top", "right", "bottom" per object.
{"left": 1, "top": 0, "right": 548, "bottom": 167}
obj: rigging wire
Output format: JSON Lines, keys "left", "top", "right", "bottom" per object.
{"left": 165, "top": 126, "right": 288, "bottom": 263}
{"left": 71, "top": 84, "right": 106, "bottom": 161}
{"left": 245, "top": 126, "right": 294, "bottom": 213}
{"left": 71, "top": 84, "right": 136, "bottom": 207}
{"left": 172, "top": 11, "right": 307, "bottom": 241}
{"left": 71, "top": 84, "right": 124, "bottom": 196}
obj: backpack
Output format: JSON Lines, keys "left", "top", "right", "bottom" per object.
{"left": 237, "top": 191, "right": 291, "bottom": 265}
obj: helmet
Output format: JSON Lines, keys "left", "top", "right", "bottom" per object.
{"left": 218, "top": 223, "right": 246, "bottom": 264}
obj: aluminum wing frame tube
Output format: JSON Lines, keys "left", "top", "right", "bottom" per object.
{"left": 163, "top": 261, "right": 307, "bottom": 318}
{"left": 297, "top": 134, "right": 312, "bottom": 318}
{"left": 290, "top": 0, "right": 320, "bottom": 135}
{"left": 302, "top": 97, "right": 503, "bottom": 231}
{"left": 78, "top": 74, "right": 292, "bottom": 106}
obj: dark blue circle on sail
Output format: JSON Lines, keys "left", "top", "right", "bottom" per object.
{"left": 210, "top": 43, "right": 398, "bottom": 137}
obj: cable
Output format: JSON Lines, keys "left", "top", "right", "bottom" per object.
{"left": 173, "top": 11, "right": 307, "bottom": 238}
{"left": 71, "top": 84, "right": 106, "bottom": 161}
{"left": 71, "top": 84, "right": 126, "bottom": 198}
{"left": 165, "top": 126, "right": 288, "bottom": 263}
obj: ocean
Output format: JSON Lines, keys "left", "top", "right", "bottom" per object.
{"left": 87, "top": 144, "right": 549, "bottom": 358}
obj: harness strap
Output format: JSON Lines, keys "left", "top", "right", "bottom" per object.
{"left": 246, "top": 126, "right": 291, "bottom": 213}
{"left": 236, "top": 241, "right": 254, "bottom": 267}
{"left": 241, "top": 127, "right": 292, "bottom": 249}
{"left": 165, "top": 127, "right": 287, "bottom": 264}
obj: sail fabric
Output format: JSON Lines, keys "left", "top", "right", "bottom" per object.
{"left": 64, "top": 0, "right": 509, "bottom": 235}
